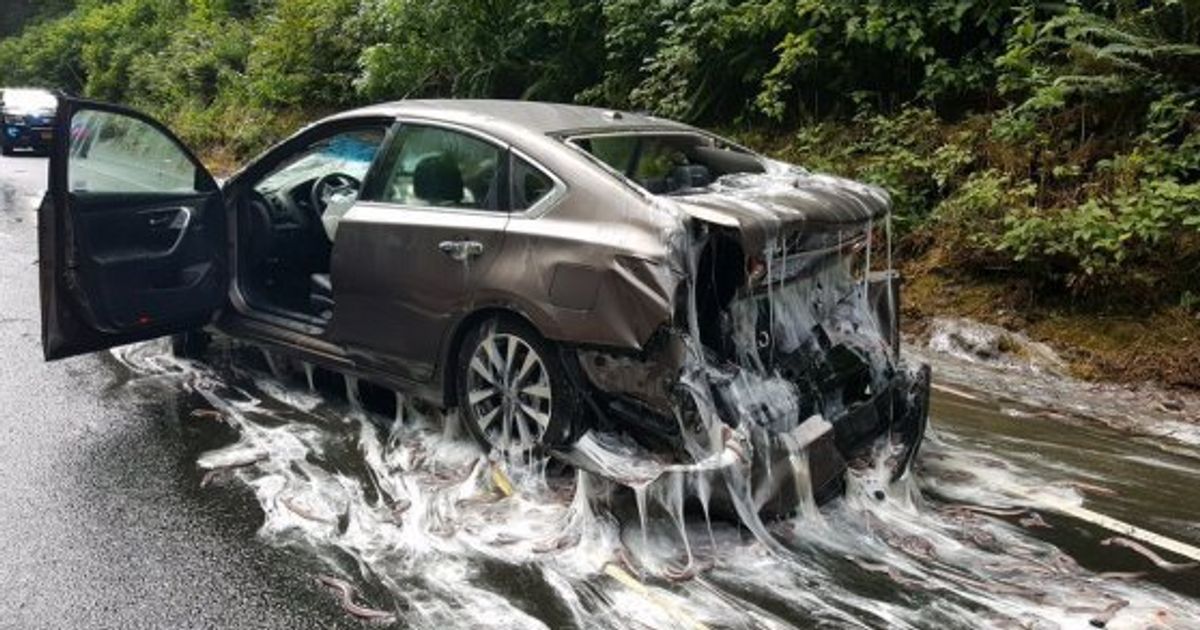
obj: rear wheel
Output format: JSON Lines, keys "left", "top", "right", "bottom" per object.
{"left": 455, "top": 317, "right": 584, "bottom": 456}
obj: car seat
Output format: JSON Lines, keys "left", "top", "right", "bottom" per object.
{"left": 669, "top": 164, "right": 712, "bottom": 190}
{"left": 413, "top": 154, "right": 464, "bottom": 205}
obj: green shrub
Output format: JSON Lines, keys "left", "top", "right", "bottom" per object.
{"left": 999, "top": 180, "right": 1200, "bottom": 289}
{"left": 0, "top": 0, "right": 1197, "bottom": 304}
{"left": 355, "top": 0, "right": 602, "bottom": 103}
{"left": 935, "top": 169, "right": 1036, "bottom": 264}
{"left": 244, "top": 0, "right": 362, "bottom": 107}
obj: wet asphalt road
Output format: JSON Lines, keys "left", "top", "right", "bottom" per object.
{"left": 0, "top": 154, "right": 356, "bottom": 629}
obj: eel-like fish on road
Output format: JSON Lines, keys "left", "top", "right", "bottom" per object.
{"left": 1018, "top": 512, "right": 1052, "bottom": 529}
{"left": 1081, "top": 596, "right": 1129, "bottom": 628}
{"left": 198, "top": 454, "right": 267, "bottom": 488}
{"left": 314, "top": 575, "right": 397, "bottom": 623}
{"left": 662, "top": 558, "right": 714, "bottom": 583}
{"left": 942, "top": 503, "right": 1028, "bottom": 517}
{"left": 280, "top": 495, "right": 337, "bottom": 525}
{"left": 1101, "top": 537, "right": 1198, "bottom": 572}
{"left": 846, "top": 556, "right": 925, "bottom": 589}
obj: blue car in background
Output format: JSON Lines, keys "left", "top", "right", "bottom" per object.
{"left": 2, "top": 88, "right": 57, "bottom": 156}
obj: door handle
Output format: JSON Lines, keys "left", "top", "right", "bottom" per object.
{"left": 438, "top": 240, "right": 485, "bottom": 262}
{"left": 147, "top": 213, "right": 174, "bottom": 227}
{"left": 146, "top": 208, "right": 185, "bottom": 229}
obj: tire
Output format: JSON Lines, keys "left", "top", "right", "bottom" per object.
{"left": 171, "top": 330, "right": 211, "bottom": 359}
{"left": 1, "top": 144, "right": 12, "bottom": 157}
{"left": 455, "top": 316, "right": 585, "bottom": 456}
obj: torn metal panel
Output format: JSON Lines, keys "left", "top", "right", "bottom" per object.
{"left": 673, "top": 169, "right": 892, "bottom": 253}
{"left": 477, "top": 173, "right": 687, "bottom": 352}
{"left": 578, "top": 332, "right": 687, "bottom": 415}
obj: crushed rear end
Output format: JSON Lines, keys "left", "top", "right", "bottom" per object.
{"left": 565, "top": 164, "right": 930, "bottom": 518}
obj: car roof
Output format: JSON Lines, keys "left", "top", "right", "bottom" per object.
{"left": 330, "top": 99, "right": 695, "bottom": 137}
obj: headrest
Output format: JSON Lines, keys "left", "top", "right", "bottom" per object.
{"left": 413, "top": 154, "right": 463, "bottom": 205}
{"left": 671, "top": 164, "right": 712, "bottom": 189}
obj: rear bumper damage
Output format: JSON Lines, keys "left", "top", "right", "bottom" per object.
{"left": 569, "top": 311, "right": 930, "bottom": 518}
{"left": 571, "top": 336, "right": 930, "bottom": 515}
{"left": 558, "top": 169, "right": 929, "bottom": 518}
{"left": 744, "top": 359, "right": 930, "bottom": 514}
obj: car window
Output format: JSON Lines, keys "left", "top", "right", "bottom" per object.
{"left": 583, "top": 136, "right": 637, "bottom": 175}
{"left": 68, "top": 109, "right": 198, "bottom": 194}
{"left": 256, "top": 128, "right": 386, "bottom": 194}
{"left": 378, "top": 125, "right": 502, "bottom": 211}
{"left": 633, "top": 138, "right": 688, "bottom": 181}
{"left": 511, "top": 156, "right": 555, "bottom": 211}
{"left": 570, "top": 132, "right": 765, "bottom": 195}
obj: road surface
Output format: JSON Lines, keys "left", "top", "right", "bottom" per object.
{"left": 0, "top": 153, "right": 355, "bottom": 629}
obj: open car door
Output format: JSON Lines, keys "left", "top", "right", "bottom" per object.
{"left": 40, "top": 97, "right": 227, "bottom": 360}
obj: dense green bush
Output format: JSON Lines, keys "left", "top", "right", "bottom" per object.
{"left": 1, "top": 0, "right": 1197, "bottom": 306}
{"left": 356, "top": 0, "right": 602, "bottom": 102}
{"left": 592, "top": 0, "right": 1015, "bottom": 122}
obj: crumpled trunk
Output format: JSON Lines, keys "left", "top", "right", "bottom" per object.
{"left": 673, "top": 167, "right": 892, "bottom": 254}
{"left": 565, "top": 165, "right": 927, "bottom": 525}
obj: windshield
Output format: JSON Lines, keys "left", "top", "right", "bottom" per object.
{"left": 2, "top": 89, "right": 57, "bottom": 114}
{"left": 257, "top": 130, "right": 383, "bottom": 192}
{"left": 568, "top": 132, "right": 765, "bottom": 195}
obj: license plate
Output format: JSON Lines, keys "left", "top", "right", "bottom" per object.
{"left": 40, "top": 131, "right": 53, "bottom": 141}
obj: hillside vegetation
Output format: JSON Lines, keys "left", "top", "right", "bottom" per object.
{"left": 2, "top": 0, "right": 1199, "bottom": 386}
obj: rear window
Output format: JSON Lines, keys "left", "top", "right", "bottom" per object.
{"left": 568, "top": 132, "right": 764, "bottom": 195}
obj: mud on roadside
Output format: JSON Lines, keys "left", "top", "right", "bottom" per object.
{"left": 902, "top": 269, "right": 1200, "bottom": 393}
{"left": 906, "top": 316, "right": 1200, "bottom": 449}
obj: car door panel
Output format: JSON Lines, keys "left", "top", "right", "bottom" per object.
{"left": 69, "top": 192, "right": 224, "bottom": 330}
{"left": 326, "top": 122, "right": 512, "bottom": 382}
{"left": 41, "top": 97, "right": 226, "bottom": 360}
{"left": 329, "top": 203, "right": 508, "bottom": 381}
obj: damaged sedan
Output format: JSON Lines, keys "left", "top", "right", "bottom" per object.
{"left": 39, "top": 97, "right": 929, "bottom": 516}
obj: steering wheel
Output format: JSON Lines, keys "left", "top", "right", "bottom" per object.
{"left": 311, "top": 172, "right": 362, "bottom": 216}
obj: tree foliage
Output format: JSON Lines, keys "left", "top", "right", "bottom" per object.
{"left": 0, "top": 0, "right": 1197, "bottom": 305}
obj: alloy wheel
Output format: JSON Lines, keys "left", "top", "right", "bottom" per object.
{"left": 464, "top": 332, "right": 553, "bottom": 453}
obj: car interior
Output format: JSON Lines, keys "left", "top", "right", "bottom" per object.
{"left": 238, "top": 126, "right": 388, "bottom": 324}
{"left": 570, "top": 133, "right": 766, "bottom": 195}
{"left": 236, "top": 122, "right": 555, "bottom": 328}
{"left": 374, "top": 124, "right": 504, "bottom": 211}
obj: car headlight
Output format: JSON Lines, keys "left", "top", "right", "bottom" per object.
{"left": 3, "top": 115, "right": 24, "bottom": 125}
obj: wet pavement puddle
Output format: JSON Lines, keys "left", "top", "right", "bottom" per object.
{"left": 107, "top": 340, "right": 1200, "bottom": 629}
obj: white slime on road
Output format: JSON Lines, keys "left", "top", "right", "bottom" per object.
{"left": 105, "top": 340, "right": 1200, "bottom": 629}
